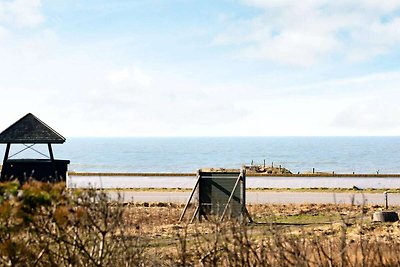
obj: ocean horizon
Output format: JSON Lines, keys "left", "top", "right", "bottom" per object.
{"left": 1, "top": 136, "right": 400, "bottom": 174}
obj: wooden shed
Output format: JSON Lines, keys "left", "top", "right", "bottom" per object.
{"left": 0, "top": 113, "right": 69, "bottom": 183}
{"left": 180, "top": 168, "right": 252, "bottom": 223}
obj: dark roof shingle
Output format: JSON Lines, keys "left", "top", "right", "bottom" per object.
{"left": 0, "top": 113, "right": 66, "bottom": 144}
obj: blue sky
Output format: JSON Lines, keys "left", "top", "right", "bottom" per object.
{"left": 1, "top": 0, "right": 400, "bottom": 136}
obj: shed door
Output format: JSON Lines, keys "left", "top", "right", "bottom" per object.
{"left": 200, "top": 172, "right": 242, "bottom": 217}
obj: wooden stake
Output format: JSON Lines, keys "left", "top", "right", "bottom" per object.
{"left": 179, "top": 173, "right": 200, "bottom": 222}
{"left": 220, "top": 173, "right": 242, "bottom": 221}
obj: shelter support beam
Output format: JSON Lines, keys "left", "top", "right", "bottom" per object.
{"left": 244, "top": 207, "right": 253, "bottom": 223}
{"left": 48, "top": 144, "right": 54, "bottom": 161}
{"left": 190, "top": 206, "right": 200, "bottom": 224}
{"left": 220, "top": 173, "right": 242, "bottom": 221}
{"left": 179, "top": 172, "right": 200, "bottom": 222}
{"left": 48, "top": 143, "right": 58, "bottom": 181}
{"left": 2, "top": 143, "right": 10, "bottom": 166}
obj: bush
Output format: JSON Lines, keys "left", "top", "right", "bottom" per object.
{"left": 0, "top": 181, "right": 147, "bottom": 267}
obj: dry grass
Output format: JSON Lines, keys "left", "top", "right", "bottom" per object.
{"left": 2, "top": 181, "right": 400, "bottom": 266}
{"left": 120, "top": 202, "right": 400, "bottom": 266}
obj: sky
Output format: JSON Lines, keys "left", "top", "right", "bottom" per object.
{"left": 0, "top": 0, "right": 400, "bottom": 137}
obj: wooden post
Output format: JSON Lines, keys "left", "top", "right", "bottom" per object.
{"left": 190, "top": 206, "right": 200, "bottom": 224}
{"left": 220, "top": 173, "right": 242, "bottom": 221}
{"left": 1, "top": 143, "right": 10, "bottom": 180}
{"left": 384, "top": 191, "right": 388, "bottom": 209}
{"left": 48, "top": 143, "right": 54, "bottom": 160}
{"left": 179, "top": 173, "right": 200, "bottom": 222}
{"left": 241, "top": 169, "right": 247, "bottom": 223}
{"left": 2, "top": 143, "right": 10, "bottom": 165}
{"left": 48, "top": 143, "right": 57, "bottom": 181}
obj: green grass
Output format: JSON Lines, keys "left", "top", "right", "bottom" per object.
{"left": 267, "top": 213, "right": 340, "bottom": 224}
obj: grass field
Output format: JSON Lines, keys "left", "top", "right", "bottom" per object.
{"left": 2, "top": 181, "right": 400, "bottom": 266}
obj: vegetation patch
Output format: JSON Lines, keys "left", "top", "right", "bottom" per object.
{"left": 1, "top": 181, "right": 400, "bottom": 266}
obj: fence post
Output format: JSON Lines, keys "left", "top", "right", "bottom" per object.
{"left": 384, "top": 191, "right": 388, "bottom": 209}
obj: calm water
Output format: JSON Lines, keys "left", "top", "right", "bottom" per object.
{"left": 2, "top": 137, "right": 400, "bottom": 174}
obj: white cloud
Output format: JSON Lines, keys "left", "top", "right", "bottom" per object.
{"left": 0, "top": 0, "right": 44, "bottom": 27}
{"left": 215, "top": 0, "right": 400, "bottom": 66}
{"left": 332, "top": 99, "right": 400, "bottom": 132}
{"left": 1, "top": 1, "right": 400, "bottom": 137}
{"left": 107, "top": 67, "right": 151, "bottom": 87}
{"left": 347, "top": 17, "right": 400, "bottom": 61}
{"left": 243, "top": 29, "right": 338, "bottom": 67}
{"left": 325, "top": 71, "right": 400, "bottom": 134}
{"left": 0, "top": 24, "right": 8, "bottom": 39}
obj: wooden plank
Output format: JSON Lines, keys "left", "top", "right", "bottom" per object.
{"left": 179, "top": 172, "right": 200, "bottom": 222}
{"left": 220, "top": 173, "right": 242, "bottom": 221}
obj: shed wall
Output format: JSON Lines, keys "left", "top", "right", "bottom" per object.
{"left": 199, "top": 171, "right": 244, "bottom": 218}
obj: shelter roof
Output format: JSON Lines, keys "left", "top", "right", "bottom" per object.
{"left": 0, "top": 113, "right": 66, "bottom": 144}
{"left": 199, "top": 168, "right": 241, "bottom": 173}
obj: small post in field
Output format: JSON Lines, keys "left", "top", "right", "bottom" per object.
{"left": 384, "top": 191, "right": 388, "bottom": 209}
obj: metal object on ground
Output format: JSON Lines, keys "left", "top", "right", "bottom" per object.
{"left": 373, "top": 211, "right": 399, "bottom": 222}
{"left": 179, "top": 168, "right": 252, "bottom": 223}
{"left": 0, "top": 113, "right": 70, "bottom": 183}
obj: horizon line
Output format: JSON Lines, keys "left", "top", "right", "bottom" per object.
{"left": 63, "top": 135, "right": 400, "bottom": 138}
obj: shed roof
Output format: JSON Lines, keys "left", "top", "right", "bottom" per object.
{"left": 0, "top": 113, "right": 66, "bottom": 144}
{"left": 199, "top": 168, "right": 241, "bottom": 174}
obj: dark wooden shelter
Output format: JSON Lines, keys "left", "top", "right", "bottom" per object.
{"left": 0, "top": 113, "right": 69, "bottom": 183}
{"left": 179, "top": 168, "right": 252, "bottom": 223}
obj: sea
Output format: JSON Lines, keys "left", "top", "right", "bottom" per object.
{"left": 2, "top": 137, "right": 400, "bottom": 174}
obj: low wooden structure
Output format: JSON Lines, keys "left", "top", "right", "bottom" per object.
{"left": 179, "top": 168, "right": 252, "bottom": 223}
{"left": 0, "top": 113, "right": 69, "bottom": 183}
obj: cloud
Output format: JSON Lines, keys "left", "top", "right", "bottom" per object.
{"left": 242, "top": 29, "right": 338, "bottom": 67}
{"left": 326, "top": 71, "right": 400, "bottom": 134}
{"left": 0, "top": 24, "right": 8, "bottom": 39}
{"left": 0, "top": 0, "right": 44, "bottom": 27}
{"left": 332, "top": 100, "right": 400, "bottom": 132}
{"left": 347, "top": 17, "right": 400, "bottom": 61}
{"left": 107, "top": 67, "right": 151, "bottom": 87}
{"left": 1, "top": 1, "right": 400, "bottom": 137}
{"left": 214, "top": 0, "right": 400, "bottom": 66}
